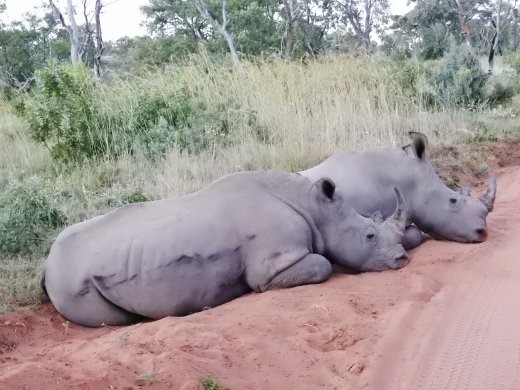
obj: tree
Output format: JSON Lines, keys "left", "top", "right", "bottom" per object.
{"left": 336, "top": 0, "right": 390, "bottom": 50}
{"left": 194, "top": 0, "right": 240, "bottom": 67}
{"left": 50, "top": 0, "right": 80, "bottom": 63}
{"left": 0, "top": 2, "right": 69, "bottom": 93}
{"left": 391, "top": 0, "right": 495, "bottom": 59}
{"left": 281, "top": 0, "right": 301, "bottom": 58}
{"left": 143, "top": 0, "right": 280, "bottom": 63}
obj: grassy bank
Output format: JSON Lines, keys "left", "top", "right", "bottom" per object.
{"left": 0, "top": 54, "right": 518, "bottom": 312}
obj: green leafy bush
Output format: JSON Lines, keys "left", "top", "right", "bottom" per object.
{"left": 127, "top": 88, "right": 231, "bottom": 157}
{"left": 0, "top": 180, "right": 66, "bottom": 256}
{"left": 17, "top": 63, "right": 233, "bottom": 163}
{"left": 430, "top": 44, "right": 488, "bottom": 107}
{"left": 18, "top": 62, "right": 105, "bottom": 163}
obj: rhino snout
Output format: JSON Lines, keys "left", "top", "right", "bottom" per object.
{"left": 393, "top": 253, "right": 410, "bottom": 269}
{"left": 473, "top": 227, "right": 488, "bottom": 242}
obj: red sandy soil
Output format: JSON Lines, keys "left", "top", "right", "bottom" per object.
{"left": 1, "top": 147, "right": 520, "bottom": 389}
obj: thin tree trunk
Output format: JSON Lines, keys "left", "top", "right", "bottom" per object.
{"left": 66, "top": 0, "right": 80, "bottom": 63}
{"left": 489, "top": 0, "right": 503, "bottom": 72}
{"left": 362, "top": 0, "right": 372, "bottom": 50}
{"left": 93, "top": 0, "right": 105, "bottom": 78}
{"left": 195, "top": 0, "right": 240, "bottom": 68}
{"left": 49, "top": 0, "right": 80, "bottom": 64}
{"left": 283, "top": 0, "right": 299, "bottom": 59}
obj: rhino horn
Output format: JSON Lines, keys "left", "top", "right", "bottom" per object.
{"left": 459, "top": 186, "right": 471, "bottom": 196}
{"left": 388, "top": 187, "right": 407, "bottom": 230}
{"left": 479, "top": 175, "right": 497, "bottom": 212}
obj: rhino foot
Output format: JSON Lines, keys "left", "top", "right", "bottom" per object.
{"left": 264, "top": 254, "right": 332, "bottom": 291}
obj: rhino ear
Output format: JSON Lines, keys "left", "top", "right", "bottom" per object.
{"left": 406, "top": 131, "right": 428, "bottom": 160}
{"left": 316, "top": 178, "right": 335, "bottom": 201}
{"left": 369, "top": 210, "right": 384, "bottom": 224}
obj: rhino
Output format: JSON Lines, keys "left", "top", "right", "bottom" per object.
{"left": 42, "top": 170, "right": 409, "bottom": 327}
{"left": 300, "top": 132, "right": 496, "bottom": 250}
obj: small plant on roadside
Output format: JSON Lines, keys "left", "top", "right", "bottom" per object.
{"left": 202, "top": 374, "right": 229, "bottom": 390}
{"left": 136, "top": 372, "right": 155, "bottom": 386}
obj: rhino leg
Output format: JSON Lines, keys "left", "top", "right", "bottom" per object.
{"left": 55, "top": 281, "right": 143, "bottom": 327}
{"left": 403, "top": 224, "right": 424, "bottom": 250}
{"left": 264, "top": 254, "right": 332, "bottom": 291}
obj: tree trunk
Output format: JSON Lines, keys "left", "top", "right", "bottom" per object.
{"left": 195, "top": 0, "right": 241, "bottom": 68}
{"left": 362, "top": 0, "right": 372, "bottom": 50}
{"left": 49, "top": 0, "right": 80, "bottom": 64}
{"left": 489, "top": 0, "right": 503, "bottom": 72}
{"left": 283, "top": 0, "right": 299, "bottom": 59}
{"left": 220, "top": 27, "right": 240, "bottom": 68}
{"left": 93, "top": 0, "right": 105, "bottom": 78}
{"left": 66, "top": 0, "right": 80, "bottom": 63}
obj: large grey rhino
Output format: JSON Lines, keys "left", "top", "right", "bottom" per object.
{"left": 42, "top": 170, "right": 409, "bottom": 327}
{"left": 300, "top": 132, "right": 496, "bottom": 249}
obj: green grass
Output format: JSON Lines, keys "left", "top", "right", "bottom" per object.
{"left": 202, "top": 374, "right": 229, "bottom": 390}
{"left": 0, "top": 54, "right": 519, "bottom": 311}
{"left": 136, "top": 372, "right": 155, "bottom": 386}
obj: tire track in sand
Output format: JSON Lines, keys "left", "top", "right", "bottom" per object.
{"left": 372, "top": 167, "right": 520, "bottom": 390}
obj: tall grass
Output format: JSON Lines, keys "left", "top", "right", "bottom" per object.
{"left": 0, "top": 54, "right": 485, "bottom": 310}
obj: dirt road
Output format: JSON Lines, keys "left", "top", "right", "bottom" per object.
{"left": 0, "top": 166, "right": 519, "bottom": 390}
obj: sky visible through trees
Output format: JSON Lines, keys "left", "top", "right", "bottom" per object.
{"left": 2, "top": 0, "right": 411, "bottom": 40}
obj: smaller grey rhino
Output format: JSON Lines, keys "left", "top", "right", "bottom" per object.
{"left": 42, "top": 170, "right": 408, "bottom": 327}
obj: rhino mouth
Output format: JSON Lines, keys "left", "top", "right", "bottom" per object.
{"left": 391, "top": 253, "right": 410, "bottom": 269}
{"left": 431, "top": 231, "right": 487, "bottom": 244}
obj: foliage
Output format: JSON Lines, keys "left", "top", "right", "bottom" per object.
{"left": 17, "top": 63, "right": 102, "bottom": 163}
{"left": 0, "top": 3, "right": 68, "bottom": 96}
{"left": 0, "top": 178, "right": 66, "bottom": 256}
{"left": 17, "top": 61, "right": 234, "bottom": 163}
{"left": 427, "top": 44, "right": 489, "bottom": 107}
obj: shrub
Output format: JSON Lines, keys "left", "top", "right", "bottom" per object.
{"left": 18, "top": 62, "right": 104, "bottom": 163}
{"left": 0, "top": 180, "right": 66, "bottom": 256}
{"left": 17, "top": 62, "right": 234, "bottom": 163}
{"left": 430, "top": 44, "right": 488, "bottom": 107}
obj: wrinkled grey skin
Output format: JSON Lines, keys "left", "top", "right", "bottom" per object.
{"left": 42, "top": 170, "right": 408, "bottom": 327}
{"left": 300, "top": 132, "right": 496, "bottom": 249}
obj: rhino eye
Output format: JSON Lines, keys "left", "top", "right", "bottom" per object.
{"left": 449, "top": 198, "right": 457, "bottom": 204}
{"left": 366, "top": 233, "right": 376, "bottom": 240}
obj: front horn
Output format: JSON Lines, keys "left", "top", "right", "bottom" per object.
{"left": 479, "top": 176, "right": 497, "bottom": 212}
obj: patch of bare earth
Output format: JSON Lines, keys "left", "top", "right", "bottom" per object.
{"left": 2, "top": 139, "right": 520, "bottom": 390}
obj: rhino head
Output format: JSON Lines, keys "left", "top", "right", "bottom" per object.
{"left": 404, "top": 132, "right": 496, "bottom": 243}
{"left": 314, "top": 178, "right": 409, "bottom": 272}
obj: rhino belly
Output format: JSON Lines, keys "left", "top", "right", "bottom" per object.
{"left": 91, "top": 250, "right": 250, "bottom": 319}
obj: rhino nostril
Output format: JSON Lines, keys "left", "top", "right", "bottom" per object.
{"left": 475, "top": 228, "right": 487, "bottom": 240}
{"left": 396, "top": 254, "right": 409, "bottom": 263}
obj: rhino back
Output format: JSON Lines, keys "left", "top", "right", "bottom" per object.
{"left": 301, "top": 149, "right": 421, "bottom": 220}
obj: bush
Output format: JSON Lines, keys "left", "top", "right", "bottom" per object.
{"left": 127, "top": 89, "right": 231, "bottom": 158}
{"left": 17, "top": 62, "right": 103, "bottom": 163}
{"left": 0, "top": 180, "right": 66, "bottom": 256}
{"left": 17, "top": 62, "right": 234, "bottom": 163}
{"left": 429, "top": 44, "right": 488, "bottom": 107}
